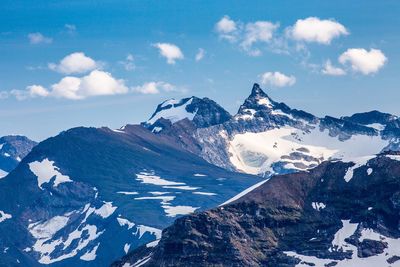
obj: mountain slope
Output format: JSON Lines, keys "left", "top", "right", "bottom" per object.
{"left": 117, "top": 152, "right": 400, "bottom": 267}
{"left": 0, "top": 135, "right": 37, "bottom": 178}
{"left": 0, "top": 125, "right": 261, "bottom": 266}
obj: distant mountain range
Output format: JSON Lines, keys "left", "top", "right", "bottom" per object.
{"left": 1, "top": 83, "right": 400, "bottom": 266}
{"left": 0, "top": 135, "right": 36, "bottom": 178}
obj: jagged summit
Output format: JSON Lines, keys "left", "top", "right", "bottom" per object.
{"left": 143, "top": 96, "right": 231, "bottom": 132}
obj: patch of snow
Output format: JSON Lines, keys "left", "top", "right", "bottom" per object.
{"left": 152, "top": 127, "right": 163, "bottom": 133}
{"left": 135, "top": 225, "right": 162, "bottom": 239}
{"left": 147, "top": 98, "right": 196, "bottom": 125}
{"left": 28, "top": 215, "right": 69, "bottom": 239}
{"left": 3, "top": 152, "right": 10, "bottom": 157}
{"left": 28, "top": 159, "right": 72, "bottom": 190}
{"left": 117, "top": 218, "right": 135, "bottom": 230}
{"left": 257, "top": 97, "right": 273, "bottom": 108}
{"left": 124, "top": 243, "right": 131, "bottom": 254}
{"left": 220, "top": 179, "right": 269, "bottom": 206}
{"left": 146, "top": 239, "right": 160, "bottom": 248}
{"left": 136, "top": 171, "right": 185, "bottom": 186}
{"left": 331, "top": 220, "right": 359, "bottom": 251}
{"left": 367, "top": 168, "right": 373, "bottom": 175}
{"left": 366, "top": 123, "right": 385, "bottom": 131}
{"left": 311, "top": 202, "right": 326, "bottom": 211}
{"left": 386, "top": 154, "right": 400, "bottom": 161}
{"left": 162, "top": 185, "right": 199, "bottom": 190}
{"left": 344, "top": 156, "right": 375, "bottom": 182}
{"left": 368, "top": 207, "right": 373, "bottom": 211}
{"left": 193, "top": 192, "right": 217, "bottom": 196}
{"left": 94, "top": 202, "right": 117, "bottom": 218}
{"left": 0, "top": 169, "right": 8, "bottom": 179}
{"left": 80, "top": 243, "right": 100, "bottom": 261}
{"left": 193, "top": 173, "right": 207, "bottom": 177}
{"left": 117, "top": 191, "right": 139, "bottom": 195}
{"left": 111, "top": 129, "right": 126, "bottom": 134}
{"left": 0, "top": 211, "right": 12, "bottom": 222}
{"left": 162, "top": 205, "right": 198, "bottom": 217}
{"left": 149, "top": 191, "right": 170, "bottom": 196}
{"left": 132, "top": 254, "right": 152, "bottom": 267}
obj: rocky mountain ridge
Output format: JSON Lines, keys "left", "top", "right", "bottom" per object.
{"left": 116, "top": 152, "right": 400, "bottom": 267}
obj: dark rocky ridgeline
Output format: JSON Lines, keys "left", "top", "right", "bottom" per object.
{"left": 115, "top": 153, "right": 400, "bottom": 266}
{"left": 0, "top": 135, "right": 37, "bottom": 174}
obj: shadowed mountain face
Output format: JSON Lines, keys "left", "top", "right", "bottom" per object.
{"left": 0, "top": 125, "right": 260, "bottom": 267}
{"left": 0, "top": 135, "right": 37, "bottom": 177}
{"left": 117, "top": 153, "right": 400, "bottom": 267}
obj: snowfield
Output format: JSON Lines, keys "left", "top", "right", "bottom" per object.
{"left": 228, "top": 126, "right": 389, "bottom": 175}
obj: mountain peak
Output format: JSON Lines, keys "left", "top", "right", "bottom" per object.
{"left": 143, "top": 96, "right": 231, "bottom": 132}
{"left": 250, "top": 83, "right": 267, "bottom": 97}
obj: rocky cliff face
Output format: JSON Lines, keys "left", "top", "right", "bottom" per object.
{"left": 116, "top": 152, "right": 400, "bottom": 267}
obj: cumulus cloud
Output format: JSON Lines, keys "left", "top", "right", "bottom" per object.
{"left": 133, "top": 81, "right": 178, "bottom": 94}
{"left": 288, "top": 17, "right": 348, "bottom": 44}
{"left": 119, "top": 54, "right": 135, "bottom": 71}
{"left": 6, "top": 70, "right": 128, "bottom": 101}
{"left": 338, "top": 48, "right": 387, "bottom": 75}
{"left": 28, "top": 32, "right": 53, "bottom": 44}
{"left": 260, "top": 71, "right": 296, "bottom": 87}
{"left": 241, "top": 21, "right": 279, "bottom": 56}
{"left": 48, "top": 52, "right": 98, "bottom": 74}
{"left": 215, "top": 15, "right": 238, "bottom": 42}
{"left": 322, "top": 60, "right": 346, "bottom": 76}
{"left": 195, "top": 48, "right": 205, "bottom": 61}
{"left": 153, "top": 43, "right": 184, "bottom": 64}
{"left": 51, "top": 70, "right": 128, "bottom": 99}
{"left": 215, "top": 16, "right": 279, "bottom": 56}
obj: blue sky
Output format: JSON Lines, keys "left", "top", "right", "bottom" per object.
{"left": 1, "top": 0, "right": 399, "bottom": 140}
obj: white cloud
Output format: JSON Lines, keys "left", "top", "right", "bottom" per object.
{"left": 215, "top": 16, "right": 279, "bottom": 56}
{"left": 153, "top": 43, "right": 184, "bottom": 64}
{"left": 338, "top": 48, "right": 387, "bottom": 75}
{"left": 48, "top": 52, "right": 98, "bottom": 74}
{"left": 119, "top": 54, "right": 135, "bottom": 71}
{"left": 215, "top": 15, "right": 238, "bottom": 41}
{"left": 195, "top": 48, "right": 205, "bottom": 61}
{"left": 7, "top": 85, "right": 49, "bottom": 100}
{"left": 27, "top": 85, "right": 50, "bottom": 97}
{"left": 288, "top": 17, "right": 348, "bottom": 44}
{"left": 241, "top": 21, "right": 279, "bottom": 55}
{"left": 133, "top": 81, "right": 177, "bottom": 95}
{"left": 51, "top": 70, "right": 128, "bottom": 99}
{"left": 260, "top": 71, "right": 296, "bottom": 87}
{"left": 28, "top": 32, "right": 53, "bottom": 44}
{"left": 322, "top": 60, "right": 346, "bottom": 76}
{"left": 64, "top": 24, "right": 76, "bottom": 35}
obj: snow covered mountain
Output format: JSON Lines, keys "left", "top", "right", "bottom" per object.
{"left": 191, "top": 84, "right": 399, "bottom": 176}
{"left": 0, "top": 135, "right": 37, "bottom": 178}
{"left": 0, "top": 125, "right": 260, "bottom": 266}
{"left": 142, "top": 96, "right": 232, "bottom": 133}
{"left": 115, "top": 152, "right": 400, "bottom": 267}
